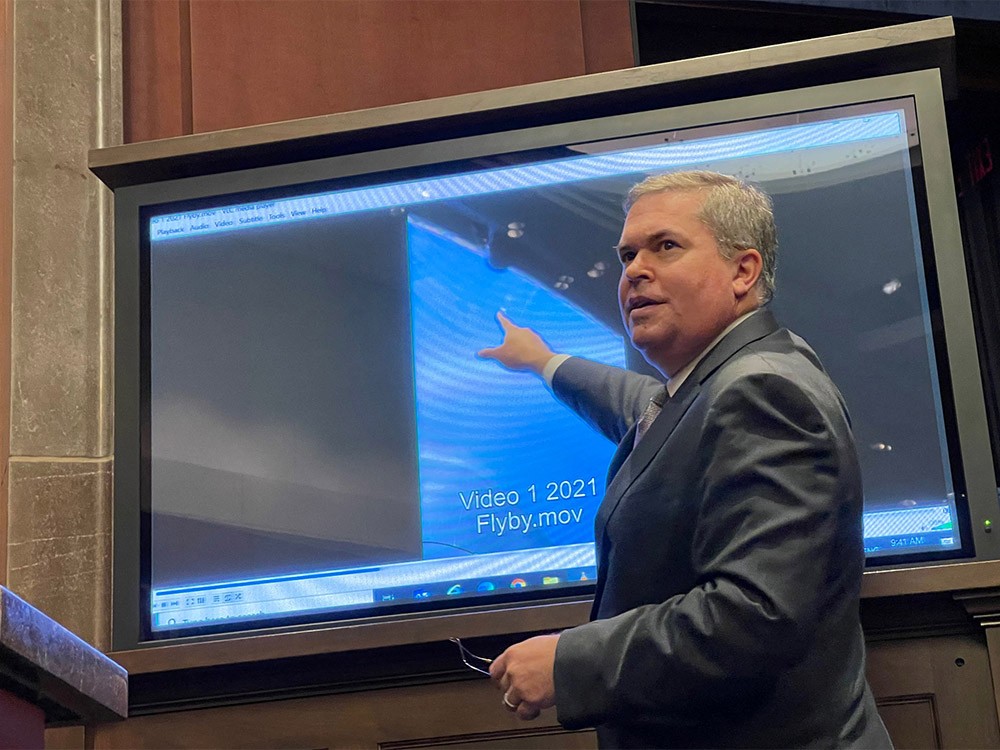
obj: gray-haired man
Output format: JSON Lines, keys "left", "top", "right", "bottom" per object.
{"left": 480, "top": 171, "right": 892, "bottom": 748}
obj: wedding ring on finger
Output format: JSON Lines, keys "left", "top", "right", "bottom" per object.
{"left": 502, "top": 693, "right": 518, "bottom": 710}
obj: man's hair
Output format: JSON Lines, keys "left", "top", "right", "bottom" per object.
{"left": 625, "top": 171, "right": 777, "bottom": 304}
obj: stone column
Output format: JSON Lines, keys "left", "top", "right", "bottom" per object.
{"left": 6, "top": 0, "right": 121, "bottom": 649}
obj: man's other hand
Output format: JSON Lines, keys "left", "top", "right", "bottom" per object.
{"left": 478, "top": 312, "right": 555, "bottom": 376}
{"left": 490, "top": 633, "right": 560, "bottom": 720}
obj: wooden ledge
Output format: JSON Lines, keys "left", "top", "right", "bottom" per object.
{"left": 112, "top": 559, "right": 1000, "bottom": 677}
{"left": 862, "top": 559, "right": 1000, "bottom": 599}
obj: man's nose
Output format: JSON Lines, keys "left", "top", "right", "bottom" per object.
{"left": 623, "top": 250, "right": 653, "bottom": 283}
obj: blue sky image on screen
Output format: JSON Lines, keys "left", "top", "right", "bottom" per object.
{"left": 408, "top": 217, "right": 626, "bottom": 559}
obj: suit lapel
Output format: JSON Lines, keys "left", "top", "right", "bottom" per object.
{"left": 594, "top": 385, "right": 701, "bottom": 540}
{"left": 593, "top": 309, "right": 780, "bottom": 554}
{"left": 589, "top": 383, "right": 702, "bottom": 620}
{"left": 685, "top": 308, "right": 779, "bottom": 389}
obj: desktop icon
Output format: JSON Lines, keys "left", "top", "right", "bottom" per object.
{"left": 510, "top": 578, "right": 527, "bottom": 589}
{"left": 446, "top": 584, "right": 463, "bottom": 596}
{"left": 542, "top": 576, "right": 560, "bottom": 585}
{"left": 412, "top": 589, "right": 431, "bottom": 599}
{"left": 380, "top": 593, "right": 397, "bottom": 602}
{"left": 476, "top": 581, "right": 496, "bottom": 592}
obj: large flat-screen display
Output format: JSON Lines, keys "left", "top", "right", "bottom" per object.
{"left": 109, "top": 68, "right": 999, "bottom": 645}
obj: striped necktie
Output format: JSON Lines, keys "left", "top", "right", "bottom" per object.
{"left": 633, "top": 386, "right": 669, "bottom": 448}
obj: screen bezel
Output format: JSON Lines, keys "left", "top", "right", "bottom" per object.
{"left": 112, "top": 68, "right": 999, "bottom": 650}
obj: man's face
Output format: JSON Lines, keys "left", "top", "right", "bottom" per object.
{"left": 616, "top": 189, "right": 744, "bottom": 377}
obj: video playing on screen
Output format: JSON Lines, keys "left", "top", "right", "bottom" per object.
{"left": 145, "top": 97, "right": 963, "bottom": 633}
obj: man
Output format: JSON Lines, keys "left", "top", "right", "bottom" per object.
{"left": 478, "top": 171, "right": 892, "bottom": 748}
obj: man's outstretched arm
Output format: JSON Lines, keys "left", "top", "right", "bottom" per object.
{"left": 478, "top": 311, "right": 662, "bottom": 444}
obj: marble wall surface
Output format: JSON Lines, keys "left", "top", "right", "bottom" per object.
{"left": 6, "top": 0, "right": 121, "bottom": 649}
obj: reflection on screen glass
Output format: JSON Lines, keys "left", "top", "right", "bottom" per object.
{"left": 145, "top": 97, "right": 962, "bottom": 634}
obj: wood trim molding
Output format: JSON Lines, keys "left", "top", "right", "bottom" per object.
{"left": 862, "top": 560, "right": 1000, "bottom": 599}
{"left": 954, "top": 587, "right": 1000, "bottom": 626}
{"left": 986, "top": 628, "right": 1000, "bottom": 731}
{"left": 177, "top": 0, "right": 193, "bottom": 136}
{"left": 0, "top": 0, "right": 13, "bottom": 588}
{"left": 380, "top": 725, "right": 596, "bottom": 749}
{"left": 110, "top": 598, "right": 592, "bottom": 675}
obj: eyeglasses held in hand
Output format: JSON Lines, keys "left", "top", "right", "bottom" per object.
{"left": 449, "top": 637, "right": 493, "bottom": 676}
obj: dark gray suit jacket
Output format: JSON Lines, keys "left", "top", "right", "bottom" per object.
{"left": 551, "top": 310, "right": 892, "bottom": 749}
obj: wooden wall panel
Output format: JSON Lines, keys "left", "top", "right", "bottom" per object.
{"left": 876, "top": 697, "right": 942, "bottom": 750}
{"left": 43, "top": 727, "right": 86, "bottom": 750}
{"left": 0, "top": 689, "right": 44, "bottom": 750}
{"left": 187, "top": 0, "right": 586, "bottom": 132}
{"left": 121, "top": 0, "right": 190, "bottom": 143}
{"left": 90, "top": 678, "right": 597, "bottom": 750}
{"left": 580, "top": 0, "right": 635, "bottom": 73}
{"left": 121, "top": 0, "right": 634, "bottom": 142}
{"left": 0, "top": 0, "right": 12, "bottom": 588}
{"left": 89, "top": 631, "right": 1000, "bottom": 749}
{"left": 866, "top": 633, "right": 1000, "bottom": 749}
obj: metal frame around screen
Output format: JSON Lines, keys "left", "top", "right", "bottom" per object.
{"left": 111, "top": 68, "right": 999, "bottom": 650}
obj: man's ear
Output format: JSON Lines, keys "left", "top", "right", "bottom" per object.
{"left": 732, "top": 248, "right": 763, "bottom": 300}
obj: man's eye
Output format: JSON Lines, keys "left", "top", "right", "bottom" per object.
{"left": 659, "top": 240, "right": 677, "bottom": 251}
{"left": 619, "top": 251, "right": 636, "bottom": 264}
